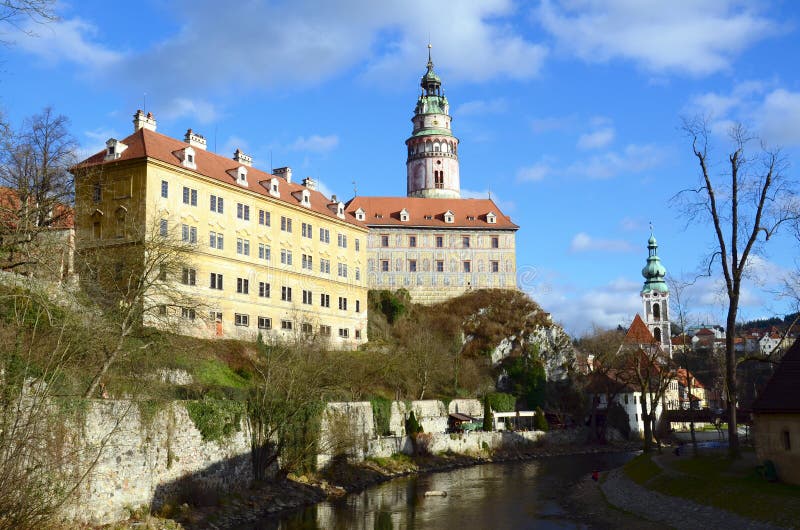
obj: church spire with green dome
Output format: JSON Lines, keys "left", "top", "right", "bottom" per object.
{"left": 641, "top": 229, "right": 668, "bottom": 294}
{"left": 406, "top": 44, "right": 461, "bottom": 198}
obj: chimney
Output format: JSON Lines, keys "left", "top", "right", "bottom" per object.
{"left": 133, "top": 109, "right": 157, "bottom": 132}
{"left": 331, "top": 194, "right": 337, "bottom": 202}
{"left": 302, "top": 177, "right": 317, "bottom": 190}
{"left": 233, "top": 148, "right": 253, "bottom": 167}
{"left": 184, "top": 129, "right": 207, "bottom": 150}
{"left": 273, "top": 166, "right": 292, "bottom": 183}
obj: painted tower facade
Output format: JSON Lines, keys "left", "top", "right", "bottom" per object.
{"left": 641, "top": 232, "right": 672, "bottom": 355}
{"left": 406, "top": 45, "right": 460, "bottom": 199}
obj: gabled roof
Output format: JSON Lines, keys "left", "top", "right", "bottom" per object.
{"left": 345, "top": 196, "right": 518, "bottom": 230}
{"left": 624, "top": 314, "right": 658, "bottom": 345}
{"left": 675, "top": 368, "right": 705, "bottom": 389}
{"left": 753, "top": 339, "right": 800, "bottom": 414}
{"left": 73, "top": 128, "right": 366, "bottom": 229}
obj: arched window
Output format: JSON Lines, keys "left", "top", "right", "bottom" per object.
{"left": 654, "top": 327, "right": 662, "bottom": 342}
{"left": 653, "top": 303, "right": 661, "bottom": 320}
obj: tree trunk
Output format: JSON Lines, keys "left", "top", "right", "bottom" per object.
{"left": 641, "top": 397, "right": 652, "bottom": 453}
{"left": 725, "top": 298, "right": 739, "bottom": 457}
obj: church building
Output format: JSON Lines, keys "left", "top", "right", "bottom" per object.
{"left": 640, "top": 231, "right": 672, "bottom": 356}
{"left": 346, "top": 47, "right": 519, "bottom": 304}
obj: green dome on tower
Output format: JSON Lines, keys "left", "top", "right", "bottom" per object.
{"left": 641, "top": 231, "right": 668, "bottom": 294}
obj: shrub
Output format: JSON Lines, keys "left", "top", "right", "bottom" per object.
{"left": 185, "top": 397, "right": 244, "bottom": 442}
{"left": 405, "top": 410, "right": 423, "bottom": 436}
{"left": 534, "top": 406, "right": 549, "bottom": 432}
{"left": 370, "top": 396, "right": 392, "bottom": 436}
{"left": 487, "top": 392, "right": 516, "bottom": 412}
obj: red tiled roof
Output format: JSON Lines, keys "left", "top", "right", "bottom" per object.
{"left": 624, "top": 314, "right": 658, "bottom": 345}
{"left": 753, "top": 338, "right": 800, "bottom": 413}
{"left": 0, "top": 186, "right": 74, "bottom": 229}
{"left": 695, "top": 328, "right": 715, "bottom": 336}
{"left": 676, "top": 368, "right": 705, "bottom": 389}
{"left": 73, "top": 128, "right": 366, "bottom": 229}
{"left": 345, "top": 195, "right": 518, "bottom": 229}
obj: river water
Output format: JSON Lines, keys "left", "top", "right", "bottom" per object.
{"left": 257, "top": 451, "right": 637, "bottom": 530}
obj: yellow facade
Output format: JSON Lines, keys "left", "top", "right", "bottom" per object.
{"left": 73, "top": 124, "right": 368, "bottom": 349}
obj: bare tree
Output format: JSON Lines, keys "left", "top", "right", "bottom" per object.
{"left": 0, "top": 0, "right": 56, "bottom": 43}
{"left": 78, "top": 214, "right": 203, "bottom": 398}
{"left": 0, "top": 108, "right": 76, "bottom": 277}
{"left": 668, "top": 276, "right": 700, "bottom": 455}
{"left": 680, "top": 118, "right": 799, "bottom": 457}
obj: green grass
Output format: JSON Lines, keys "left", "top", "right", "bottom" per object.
{"left": 624, "top": 451, "right": 800, "bottom": 527}
{"left": 194, "top": 358, "right": 249, "bottom": 389}
{"left": 623, "top": 453, "right": 661, "bottom": 484}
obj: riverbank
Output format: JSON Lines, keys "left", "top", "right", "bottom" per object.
{"left": 116, "top": 440, "right": 640, "bottom": 529}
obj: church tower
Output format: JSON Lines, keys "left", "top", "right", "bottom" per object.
{"left": 641, "top": 230, "right": 672, "bottom": 355}
{"left": 406, "top": 45, "right": 460, "bottom": 198}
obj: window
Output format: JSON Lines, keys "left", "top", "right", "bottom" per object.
{"left": 355, "top": 239, "right": 360, "bottom": 252}
{"left": 302, "top": 289, "right": 313, "bottom": 305}
{"left": 258, "top": 316, "right": 272, "bottom": 330}
{"left": 338, "top": 297, "right": 348, "bottom": 311}
{"left": 161, "top": 180, "right": 168, "bottom": 198}
{"left": 209, "top": 231, "right": 224, "bottom": 250}
{"left": 302, "top": 254, "right": 313, "bottom": 270}
{"left": 235, "top": 313, "right": 249, "bottom": 327}
{"left": 783, "top": 430, "right": 791, "bottom": 451}
{"left": 237, "top": 203, "right": 250, "bottom": 220}
{"left": 355, "top": 329, "right": 362, "bottom": 340}
{"left": 93, "top": 182, "right": 102, "bottom": 202}
{"left": 355, "top": 268, "right": 361, "bottom": 281}
{"left": 409, "top": 260, "right": 417, "bottom": 272}
{"left": 436, "top": 235, "right": 444, "bottom": 248}
{"left": 320, "top": 325, "right": 331, "bottom": 336}
{"left": 436, "top": 260, "right": 444, "bottom": 272}
{"left": 210, "top": 311, "right": 222, "bottom": 322}
{"left": 320, "top": 258, "right": 330, "bottom": 274}
{"left": 181, "top": 308, "right": 196, "bottom": 320}
{"left": 301, "top": 323, "right": 313, "bottom": 334}
{"left": 280, "top": 249, "right": 293, "bottom": 266}
{"left": 381, "top": 260, "right": 389, "bottom": 272}
{"left": 409, "top": 235, "right": 417, "bottom": 248}
{"left": 463, "top": 261, "right": 471, "bottom": 273}
{"left": 158, "top": 265, "right": 167, "bottom": 281}
{"left": 159, "top": 219, "right": 168, "bottom": 237}
{"left": 158, "top": 305, "right": 167, "bottom": 316}
{"left": 182, "top": 187, "right": 197, "bottom": 206}
{"left": 338, "top": 233, "right": 347, "bottom": 248}
{"left": 338, "top": 328, "right": 349, "bottom": 338}
{"left": 356, "top": 300, "right": 360, "bottom": 313}
{"left": 624, "top": 395, "right": 629, "bottom": 404}
{"left": 337, "top": 262, "right": 348, "bottom": 278}
{"left": 181, "top": 224, "right": 197, "bottom": 244}
{"left": 187, "top": 153, "right": 194, "bottom": 164}
{"left": 281, "top": 286, "right": 292, "bottom": 302}
{"left": 181, "top": 267, "right": 196, "bottom": 286}
{"left": 236, "top": 277, "right": 249, "bottom": 294}
{"left": 491, "top": 261, "right": 499, "bottom": 273}
{"left": 281, "top": 319, "right": 293, "bottom": 330}
{"left": 319, "top": 227, "right": 330, "bottom": 243}
{"left": 236, "top": 238, "right": 250, "bottom": 256}
{"left": 381, "top": 235, "right": 389, "bottom": 247}
{"left": 280, "top": 216, "right": 292, "bottom": 232}
{"left": 210, "top": 273, "right": 223, "bottom": 290}
{"left": 491, "top": 236, "right": 499, "bottom": 249}
{"left": 462, "top": 236, "right": 470, "bottom": 248}
{"left": 258, "top": 281, "right": 270, "bottom": 298}
{"left": 320, "top": 293, "right": 330, "bottom": 307}
{"left": 259, "top": 209, "right": 270, "bottom": 226}
{"left": 302, "top": 222, "right": 313, "bottom": 238}
{"left": 210, "top": 194, "right": 224, "bottom": 213}
{"left": 258, "top": 243, "right": 270, "bottom": 261}
{"left": 434, "top": 170, "right": 444, "bottom": 188}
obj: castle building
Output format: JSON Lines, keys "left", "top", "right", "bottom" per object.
{"left": 72, "top": 111, "right": 368, "bottom": 348}
{"left": 346, "top": 47, "right": 519, "bottom": 304}
{"left": 640, "top": 231, "right": 671, "bottom": 356}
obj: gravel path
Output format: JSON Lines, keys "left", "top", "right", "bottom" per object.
{"left": 600, "top": 467, "right": 786, "bottom": 529}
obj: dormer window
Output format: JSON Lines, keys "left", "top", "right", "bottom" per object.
{"left": 487, "top": 212, "right": 497, "bottom": 224}
{"left": 337, "top": 202, "right": 345, "bottom": 219}
{"left": 302, "top": 189, "right": 310, "bottom": 206}
{"left": 424, "top": 214, "right": 433, "bottom": 220}
{"left": 466, "top": 215, "right": 475, "bottom": 221}
{"left": 228, "top": 166, "right": 248, "bottom": 187}
{"left": 269, "top": 177, "right": 280, "bottom": 198}
{"left": 104, "top": 139, "right": 128, "bottom": 161}
{"left": 400, "top": 208, "right": 409, "bottom": 222}
{"left": 180, "top": 146, "right": 197, "bottom": 170}
{"left": 444, "top": 210, "right": 454, "bottom": 223}
{"left": 355, "top": 208, "right": 366, "bottom": 221}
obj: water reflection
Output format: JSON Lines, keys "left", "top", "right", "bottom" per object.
{"left": 258, "top": 452, "right": 636, "bottom": 530}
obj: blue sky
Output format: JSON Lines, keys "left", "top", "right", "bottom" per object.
{"left": 3, "top": 0, "right": 800, "bottom": 335}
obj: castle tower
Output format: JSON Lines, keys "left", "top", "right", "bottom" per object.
{"left": 406, "top": 45, "right": 460, "bottom": 198}
{"left": 641, "top": 230, "right": 672, "bottom": 355}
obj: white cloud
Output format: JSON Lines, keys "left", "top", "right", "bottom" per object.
{"left": 516, "top": 162, "right": 551, "bottom": 182}
{"left": 759, "top": 89, "right": 800, "bottom": 146}
{"left": 289, "top": 134, "right": 340, "bottom": 153}
{"left": 570, "top": 232, "right": 634, "bottom": 253}
{"left": 161, "top": 98, "right": 220, "bottom": 125}
{"left": 577, "top": 126, "right": 615, "bottom": 149}
{"left": 536, "top": 0, "right": 778, "bottom": 76}
{"left": 567, "top": 143, "right": 665, "bottom": 179}
{"left": 13, "top": 17, "right": 122, "bottom": 68}
{"left": 455, "top": 98, "right": 508, "bottom": 117}
{"left": 531, "top": 115, "right": 573, "bottom": 134}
